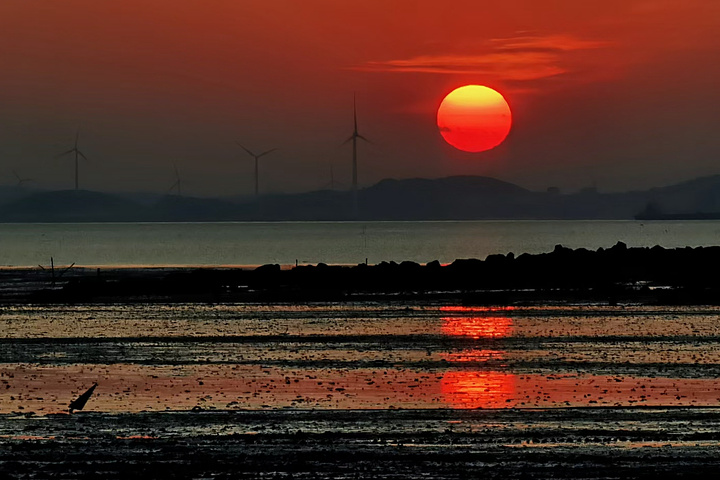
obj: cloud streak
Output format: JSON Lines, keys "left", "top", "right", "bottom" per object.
{"left": 354, "top": 34, "right": 611, "bottom": 83}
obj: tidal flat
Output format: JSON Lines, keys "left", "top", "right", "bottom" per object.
{"left": 2, "top": 303, "right": 720, "bottom": 478}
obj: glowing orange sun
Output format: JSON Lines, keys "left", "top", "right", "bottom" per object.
{"left": 437, "top": 85, "right": 512, "bottom": 153}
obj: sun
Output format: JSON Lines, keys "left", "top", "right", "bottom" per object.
{"left": 437, "top": 85, "right": 512, "bottom": 153}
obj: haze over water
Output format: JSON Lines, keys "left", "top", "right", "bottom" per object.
{"left": 2, "top": 220, "right": 719, "bottom": 267}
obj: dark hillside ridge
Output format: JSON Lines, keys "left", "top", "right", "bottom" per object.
{"left": 2, "top": 174, "right": 720, "bottom": 221}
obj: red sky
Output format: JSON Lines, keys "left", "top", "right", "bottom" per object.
{"left": 1, "top": 0, "right": 719, "bottom": 195}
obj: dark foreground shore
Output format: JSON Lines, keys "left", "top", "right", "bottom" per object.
{"left": 8, "top": 242, "right": 720, "bottom": 304}
{"left": 3, "top": 301, "right": 720, "bottom": 477}
{"left": 3, "top": 409, "right": 720, "bottom": 479}
{"left": 5, "top": 245, "right": 720, "bottom": 478}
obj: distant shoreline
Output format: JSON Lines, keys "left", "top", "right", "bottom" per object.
{"left": 635, "top": 212, "right": 720, "bottom": 220}
{"left": 4, "top": 173, "right": 720, "bottom": 222}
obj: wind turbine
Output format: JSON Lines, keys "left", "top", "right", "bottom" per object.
{"left": 343, "top": 95, "right": 369, "bottom": 217}
{"left": 236, "top": 143, "right": 277, "bottom": 196}
{"left": 12, "top": 170, "right": 33, "bottom": 187}
{"left": 321, "top": 163, "right": 347, "bottom": 191}
{"left": 55, "top": 130, "right": 87, "bottom": 190}
{"left": 168, "top": 163, "right": 182, "bottom": 196}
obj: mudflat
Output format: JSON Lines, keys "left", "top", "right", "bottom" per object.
{"left": 2, "top": 303, "right": 720, "bottom": 478}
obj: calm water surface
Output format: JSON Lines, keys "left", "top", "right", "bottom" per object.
{"left": 0, "top": 220, "right": 719, "bottom": 267}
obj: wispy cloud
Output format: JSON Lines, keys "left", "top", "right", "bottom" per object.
{"left": 358, "top": 52, "right": 566, "bottom": 80}
{"left": 490, "top": 34, "right": 610, "bottom": 53}
{"left": 353, "top": 34, "right": 611, "bottom": 83}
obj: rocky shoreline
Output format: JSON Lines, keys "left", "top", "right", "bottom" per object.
{"left": 6, "top": 242, "right": 720, "bottom": 305}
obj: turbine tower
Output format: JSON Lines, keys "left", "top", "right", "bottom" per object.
{"left": 322, "top": 163, "right": 347, "bottom": 191}
{"left": 169, "top": 163, "right": 182, "bottom": 196}
{"left": 343, "top": 95, "right": 369, "bottom": 217}
{"left": 236, "top": 143, "right": 277, "bottom": 197}
{"left": 56, "top": 130, "right": 87, "bottom": 190}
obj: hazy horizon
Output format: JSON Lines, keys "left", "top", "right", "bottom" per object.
{"left": 0, "top": 171, "right": 716, "bottom": 200}
{"left": 1, "top": 1, "right": 719, "bottom": 196}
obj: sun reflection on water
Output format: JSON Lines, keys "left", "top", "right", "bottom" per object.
{"left": 441, "top": 371, "right": 516, "bottom": 409}
{"left": 440, "top": 308, "right": 516, "bottom": 408}
{"left": 441, "top": 316, "right": 513, "bottom": 339}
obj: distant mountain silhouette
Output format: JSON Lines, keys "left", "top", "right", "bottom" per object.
{"left": 637, "top": 174, "right": 720, "bottom": 216}
{"left": 359, "top": 176, "right": 534, "bottom": 220}
{"left": 0, "top": 185, "right": 40, "bottom": 204}
{"left": 151, "top": 195, "right": 248, "bottom": 221}
{"left": 0, "top": 190, "right": 140, "bottom": 222}
{"left": 368, "top": 176, "right": 529, "bottom": 196}
{"left": 3, "top": 174, "right": 720, "bottom": 222}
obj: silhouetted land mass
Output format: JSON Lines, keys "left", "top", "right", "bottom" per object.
{"left": 11, "top": 243, "right": 720, "bottom": 305}
{"left": 5, "top": 174, "right": 720, "bottom": 221}
{"left": 0, "top": 190, "right": 140, "bottom": 222}
{"left": 635, "top": 200, "right": 720, "bottom": 220}
{"left": 151, "top": 195, "right": 252, "bottom": 222}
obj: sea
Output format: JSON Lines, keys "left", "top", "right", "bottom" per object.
{"left": 0, "top": 220, "right": 719, "bottom": 267}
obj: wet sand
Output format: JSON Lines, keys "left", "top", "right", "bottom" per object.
{"left": 2, "top": 303, "right": 720, "bottom": 478}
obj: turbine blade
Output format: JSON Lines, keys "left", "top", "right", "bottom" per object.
{"left": 342, "top": 136, "right": 354, "bottom": 145}
{"left": 236, "top": 142, "right": 255, "bottom": 157}
{"left": 167, "top": 169, "right": 182, "bottom": 193}
{"left": 357, "top": 134, "right": 371, "bottom": 144}
{"left": 353, "top": 93, "right": 358, "bottom": 133}
{"left": 55, "top": 150, "right": 74, "bottom": 158}
{"left": 77, "top": 150, "right": 88, "bottom": 161}
{"left": 12, "top": 170, "right": 20, "bottom": 181}
{"left": 257, "top": 148, "right": 277, "bottom": 158}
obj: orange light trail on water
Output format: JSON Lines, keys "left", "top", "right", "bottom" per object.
{"left": 441, "top": 317, "right": 513, "bottom": 339}
{"left": 440, "top": 306, "right": 516, "bottom": 313}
